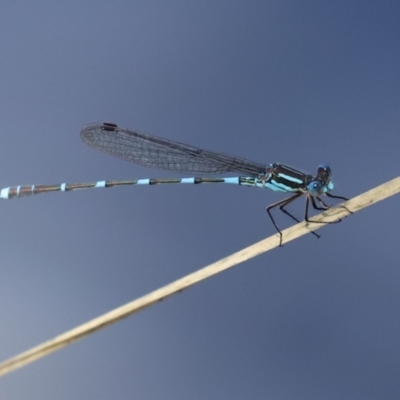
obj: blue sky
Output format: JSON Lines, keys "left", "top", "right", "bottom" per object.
{"left": 1, "top": 1, "right": 400, "bottom": 399}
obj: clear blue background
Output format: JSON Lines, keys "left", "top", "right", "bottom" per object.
{"left": 1, "top": 1, "right": 400, "bottom": 399}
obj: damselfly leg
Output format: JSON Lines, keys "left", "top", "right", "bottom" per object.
{"left": 326, "top": 193, "right": 353, "bottom": 215}
{"left": 266, "top": 193, "right": 320, "bottom": 246}
{"left": 305, "top": 194, "right": 352, "bottom": 228}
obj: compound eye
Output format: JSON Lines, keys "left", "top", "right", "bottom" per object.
{"left": 313, "top": 181, "right": 322, "bottom": 190}
{"left": 308, "top": 180, "right": 322, "bottom": 196}
{"left": 317, "top": 164, "right": 331, "bottom": 177}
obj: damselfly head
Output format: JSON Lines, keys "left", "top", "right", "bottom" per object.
{"left": 307, "top": 164, "right": 334, "bottom": 196}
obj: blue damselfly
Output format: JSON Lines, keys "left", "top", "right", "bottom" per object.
{"left": 0, "top": 122, "right": 349, "bottom": 245}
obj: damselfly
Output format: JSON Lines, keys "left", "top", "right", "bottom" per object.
{"left": 0, "top": 122, "right": 349, "bottom": 245}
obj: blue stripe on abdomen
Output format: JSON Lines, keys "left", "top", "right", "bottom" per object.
{"left": 223, "top": 177, "right": 240, "bottom": 184}
{"left": 277, "top": 173, "right": 304, "bottom": 185}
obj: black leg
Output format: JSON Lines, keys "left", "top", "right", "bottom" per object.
{"left": 266, "top": 193, "right": 302, "bottom": 246}
{"left": 280, "top": 199, "right": 321, "bottom": 240}
{"left": 326, "top": 192, "right": 348, "bottom": 201}
{"left": 305, "top": 196, "right": 342, "bottom": 225}
{"left": 267, "top": 193, "right": 321, "bottom": 246}
{"left": 325, "top": 192, "right": 354, "bottom": 214}
{"left": 315, "top": 196, "right": 329, "bottom": 209}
